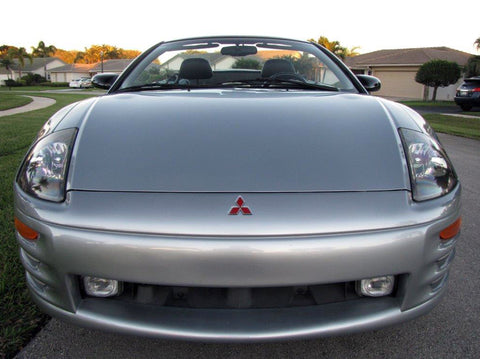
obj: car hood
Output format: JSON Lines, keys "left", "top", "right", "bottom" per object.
{"left": 68, "top": 90, "right": 409, "bottom": 193}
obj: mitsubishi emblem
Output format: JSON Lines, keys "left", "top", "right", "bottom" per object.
{"left": 228, "top": 196, "right": 252, "bottom": 215}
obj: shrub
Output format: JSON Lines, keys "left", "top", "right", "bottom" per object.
{"left": 37, "top": 82, "right": 69, "bottom": 87}
{"left": 4, "top": 79, "right": 21, "bottom": 87}
{"left": 21, "top": 73, "right": 46, "bottom": 86}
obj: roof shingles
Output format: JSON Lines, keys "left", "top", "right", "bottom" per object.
{"left": 346, "top": 47, "right": 472, "bottom": 67}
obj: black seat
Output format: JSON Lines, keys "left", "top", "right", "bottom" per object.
{"left": 179, "top": 58, "right": 213, "bottom": 80}
{"left": 261, "top": 59, "right": 295, "bottom": 78}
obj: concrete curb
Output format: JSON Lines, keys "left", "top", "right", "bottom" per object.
{"left": 439, "top": 113, "right": 480, "bottom": 119}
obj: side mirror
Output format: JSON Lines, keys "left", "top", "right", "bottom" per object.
{"left": 92, "top": 73, "right": 119, "bottom": 89}
{"left": 356, "top": 75, "right": 381, "bottom": 92}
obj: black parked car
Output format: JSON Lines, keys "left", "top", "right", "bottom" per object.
{"left": 454, "top": 76, "right": 480, "bottom": 111}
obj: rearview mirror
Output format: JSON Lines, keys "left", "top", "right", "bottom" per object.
{"left": 221, "top": 45, "right": 257, "bottom": 57}
{"left": 356, "top": 75, "right": 381, "bottom": 92}
{"left": 92, "top": 73, "right": 119, "bottom": 89}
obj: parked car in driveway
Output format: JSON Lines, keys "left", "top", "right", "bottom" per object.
{"left": 69, "top": 77, "right": 92, "bottom": 88}
{"left": 454, "top": 76, "right": 480, "bottom": 111}
{"left": 14, "top": 36, "right": 461, "bottom": 342}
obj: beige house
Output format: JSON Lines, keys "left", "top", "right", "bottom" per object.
{"left": 0, "top": 57, "right": 66, "bottom": 85}
{"left": 49, "top": 59, "right": 134, "bottom": 83}
{"left": 49, "top": 63, "right": 92, "bottom": 83}
{"left": 345, "top": 47, "right": 472, "bottom": 100}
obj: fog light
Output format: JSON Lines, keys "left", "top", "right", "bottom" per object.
{"left": 357, "top": 276, "right": 394, "bottom": 297}
{"left": 83, "top": 276, "right": 121, "bottom": 297}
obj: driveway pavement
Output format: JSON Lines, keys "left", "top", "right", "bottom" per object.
{"left": 15, "top": 134, "right": 480, "bottom": 359}
{"left": 0, "top": 96, "right": 56, "bottom": 117}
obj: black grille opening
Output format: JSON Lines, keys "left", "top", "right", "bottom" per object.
{"left": 96, "top": 281, "right": 364, "bottom": 309}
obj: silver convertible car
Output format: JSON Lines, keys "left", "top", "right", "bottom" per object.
{"left": 14, "top": 36, "right": 461, "bottom": 341}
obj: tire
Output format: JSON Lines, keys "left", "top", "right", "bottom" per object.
{"left": 460, "top": 104, "right": 472, "bottom": 111}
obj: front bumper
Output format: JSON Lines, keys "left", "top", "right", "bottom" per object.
{"left": 15, "top": 188, "right": 460, "bottom": 341}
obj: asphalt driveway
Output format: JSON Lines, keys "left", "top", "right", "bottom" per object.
{"left": 15, "top": 134, "right": 480, "bottom": 359}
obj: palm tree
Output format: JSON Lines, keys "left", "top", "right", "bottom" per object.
{"left": 1, "top": 45, "right": 16, "bottom": 80}
{"left": 8, "top": 47, "right": 32, "bottom": 78}
{"left": 309, "top": 36, "right": 359, "bottom": 60}
{"left": 310, "top": 36, "right": 343, "bottom": 55}
{"left": 74, "top": 51, "right": 86, "bottom": 63}
{"left": 338, "top": 46, "right": 361, "bottom": 59}
{"left": 0, "top": 58, "right": 14, "bottom": 79}
{"left": 32, "top": 41, "right": 57, "bottom": 78}
{"left": 475, "top": 37, "right": 480, "bottom": 51}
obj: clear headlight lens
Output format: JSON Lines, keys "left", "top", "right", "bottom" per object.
{"left": 400, "top": 128, "right": 457, "bottom": 201}
{"left": 17, "top": 128, "right": 77, "bottom": 202}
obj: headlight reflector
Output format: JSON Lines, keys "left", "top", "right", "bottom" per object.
{"left": 400, "top": 128, "right": 457, "bottom": 201}
{"left": 17, "top": 128, "right": 77, "bottom": 202}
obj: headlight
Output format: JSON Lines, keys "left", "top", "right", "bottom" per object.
{"left": 399, "top": 128, "right": 457, "bottom": 201}
{"left": 17, "top": 128, "right": 77, "bottom": 202}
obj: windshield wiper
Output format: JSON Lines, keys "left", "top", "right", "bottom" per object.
{"left": 219, "top": 78, "right": 339, "bottom": 91}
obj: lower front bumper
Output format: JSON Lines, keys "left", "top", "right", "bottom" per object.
{"left": 29, "top": 287, "right": 445, "bottom": 342}
{"left": 15, "top": 189, "right": 461, "bottom": 341}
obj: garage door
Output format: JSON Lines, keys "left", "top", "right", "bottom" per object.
{"left": 373, "top": 70, "right": 424, "bottom": 99}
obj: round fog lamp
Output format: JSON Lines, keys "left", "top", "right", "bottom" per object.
{"left": 83, "top": 276, "right": 121, "bottom": 297}
{"left": 357, "top": 276, "right": 394, "bottom": 297}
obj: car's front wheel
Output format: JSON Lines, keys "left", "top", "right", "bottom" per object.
{"left": 460, "top": 104, "right": 472, "bottom": 111}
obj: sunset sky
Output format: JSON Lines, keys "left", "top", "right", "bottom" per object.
{"left": 2, "top": 0, "right": 478, "bottom": 55}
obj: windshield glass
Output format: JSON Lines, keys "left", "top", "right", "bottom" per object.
{"left": 117, "top": 37, "right": 357, "bottom": 92}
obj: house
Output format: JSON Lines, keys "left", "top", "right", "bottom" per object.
{"left": 345, "top": 47, "right": 473, "bottom": 100}
{"left": 49, "top": 63, "right": 93, "bottom": 83}
{"left": 49, "top": 59, "right": 134, "bottom": 83}
{"left": 0, "top": 57, "right": 66, "bottom": 84}
{"left": 88, "top": 59, "right": 134, "bottom": 76}
{"left": 161, "top": 53, "right": 235, "bottom": 71}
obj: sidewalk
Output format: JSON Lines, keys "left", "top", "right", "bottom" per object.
{"left": 440, "top": 113, "right": 480, "bottom": 119}
{"left": 0, "top": 95, "right": 56, "bottom": 117}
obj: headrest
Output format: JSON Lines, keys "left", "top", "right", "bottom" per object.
{"left": 261, "top": 59, "right": 296, "bottom": 78}
{"left": 179, "top": 58, "right": 213, "bottom": 80}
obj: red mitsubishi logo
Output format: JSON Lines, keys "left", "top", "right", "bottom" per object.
{"left": 228, "top": 196, "right": 252, "bottom": 215}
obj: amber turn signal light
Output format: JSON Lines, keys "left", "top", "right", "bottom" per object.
{"left": 14, "top": 217, "right": 39, "bottom": 240}
{"left": 439, "top": 217, "right": 461, "bottom": 240}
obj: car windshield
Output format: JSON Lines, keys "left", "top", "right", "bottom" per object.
{"left": 116, "top": 37, "right": 358, "bottom": 93}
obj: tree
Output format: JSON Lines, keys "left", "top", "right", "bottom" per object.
{"left": 73, "top": 45, "right": 141, "bottom": 64}
{"left": 308, "top": 36, "right": 360, "bottom": 60}
{"left": 7, "top": 47, "right": 32, "bottom": 78}
{"left": 74, "top": 51, "right": 86, "bottom": 63}
{"left": 232, "top": 58, "right": 261, "bottom": 70}
{"left": 474, "top": 37, "right": 480, "bottom": 51}
{"left": 0, "top": 58, "right": 14, "bottom": 79}
{"left": 465, "top": 56, "right": 480, "bottom": 78}
{"left": 338, "top": 46, "right": 360, "bottom": 59}
{"left": 0, "top": 45, "right": 17, "bottom": 79}
{"left": 415, "top": 60, "right": 461, "bottom": 101}
{"left": 31, "top": 41, "right": 56, "bottom": 58}
{"left": 31, "top": 41, "right": 57, "bottom": 78}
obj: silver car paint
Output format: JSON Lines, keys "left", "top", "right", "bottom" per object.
{"left": 68, "top": 91, "right": 410, "bottom": 192}
{"left": 15, "top": 185, "right": 460, "bottom": 340}
{"left": 14, "top": 87, "right": 461, "bottom": 340}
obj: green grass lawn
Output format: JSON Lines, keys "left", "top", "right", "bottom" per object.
{"left": 400, "top": 100, "right": 480, "bottom": 116}
{"left": 0, "top": 94, "right": 33, "bottom": 111}
{"left": 401, "top": 100, "right": 456, "bottom": 107}
{"left": 424, "top": 114, "right": 480, "bottom": 140}
{"left": 0, "top": 92, "right": 98, "bottom": 359}
{"left": 0, "top": 86, "right": 70, "bottom": 92}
